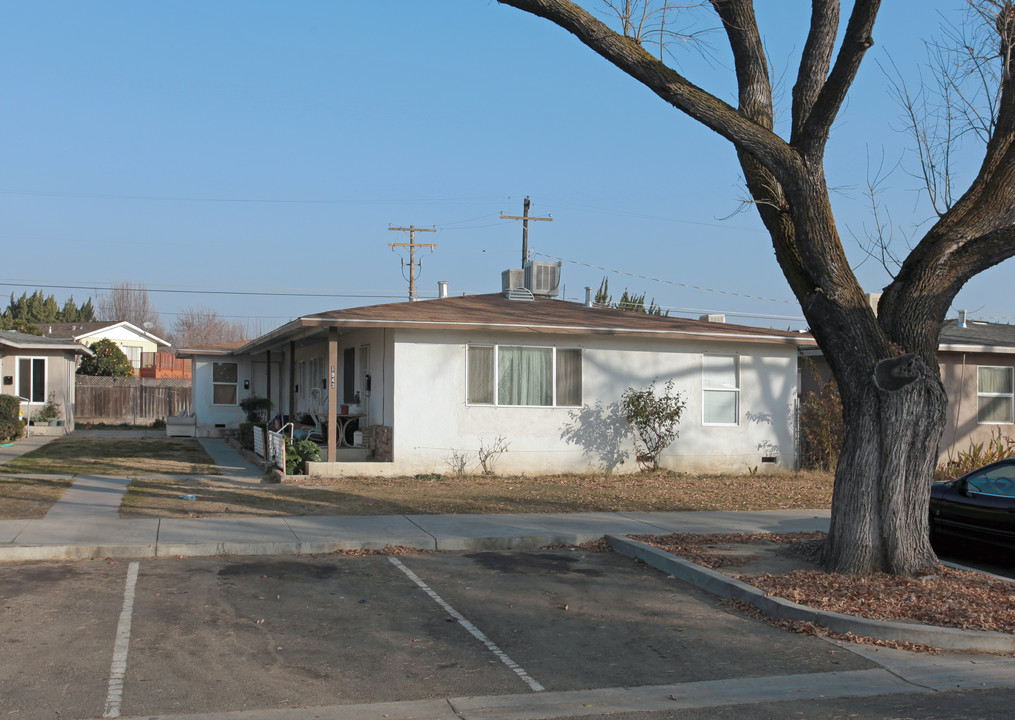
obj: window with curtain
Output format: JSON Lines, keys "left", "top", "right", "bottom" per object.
{"left": 702, "top": 354, "right": 739, "bottom": 425}
{"left": 212, "top": 362, "right": 238, "bottom": 405}
{"left": 17, "top": 357, "right": 46, "bottom": 403}
{"left": 467, "top": 345, "right": 581, "bottom": 407}
{"left": 977, "top": 366, "right": 1014, "bottom": 424}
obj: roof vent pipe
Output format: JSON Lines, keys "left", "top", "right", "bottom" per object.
{"left": 585, "top": 286, "right": 593, "bottom": 308}
{"left": 438, "top": 281, "right": 449, "bottom": 299}
{"left": 959, "top": 309, "right": 967, "bottom": 328}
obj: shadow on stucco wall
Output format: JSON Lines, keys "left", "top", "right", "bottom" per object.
{"left": 560, "top": 400, "right": 631, "bottom": 473}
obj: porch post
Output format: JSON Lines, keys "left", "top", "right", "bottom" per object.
{"left": 328, "top": 328, "right": 338, "bottom": 461}
{"left": 288, "top": 340, "right": 296, "bottom": 426}
{"left": 265, "top": 350, "right": 272, "bottom": 422}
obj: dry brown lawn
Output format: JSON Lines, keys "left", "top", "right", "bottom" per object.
{"left": 0, "top": 476, "right": 76, "bottom": 519}
{"left": 0, "top": 437, "right": 221, "bottom": 476}
{"left": 120, "top": 470, "right": 833, "bottom": 518}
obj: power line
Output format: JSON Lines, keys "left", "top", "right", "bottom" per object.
{"left": 532, "top": 251, "right": 798, "bottom": 305}
{"left": 0, "top": 280, "right": 408, "bottom": 301}
{"left": 0, "top": 188, "right": 509, "bottom": 206}
{"left": 388, "top": 225, "right": 437, "bottom": 300}
{"left": 500, "top": 197, "right": 552, "bottom": 266}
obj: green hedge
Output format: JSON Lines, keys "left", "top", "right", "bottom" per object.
{"left": 0, "top": 394, "right": 23, "bottom": 441}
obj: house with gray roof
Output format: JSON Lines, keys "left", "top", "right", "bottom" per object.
{"left": 180, "top": 280, "right": 815, "bottom": 477}
{"left": 938, "top": 315, "right": 1015, "bottom": 461}
{"left": 0, "top": 329, "right": 93, "bottom": 434}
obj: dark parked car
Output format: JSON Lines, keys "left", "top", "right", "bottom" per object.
{"left": 929, "top": 458, "right": 1015, "bottom": 555}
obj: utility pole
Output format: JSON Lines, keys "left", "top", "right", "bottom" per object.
{"left": 388, "top": 225, "right": 437, "bottom": 301}
{"left": 500, "top": 196, "right": 552, "bottom": 266}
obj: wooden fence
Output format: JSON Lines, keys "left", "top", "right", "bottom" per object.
{"left": 75, "top": 377, "right": 192, "bottom": 424}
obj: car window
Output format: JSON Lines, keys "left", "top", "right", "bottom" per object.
{"left": 965, "top": 465, "right": 1015, "bottom": 498}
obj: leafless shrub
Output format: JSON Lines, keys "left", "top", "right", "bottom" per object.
{"left": 444, "top": 449, "right": 472, "bottom": 476}
{"left": 477, "top": 436, "right": 510, "bottom": 475}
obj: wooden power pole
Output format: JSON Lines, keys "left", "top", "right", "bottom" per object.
{"left": 500, "top": 196, "right": 552, "bottom": 266}
{"left": 388, "top": 225, "right": 437, "bottom": 300}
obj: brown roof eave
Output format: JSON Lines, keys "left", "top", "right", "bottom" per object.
{"left": 297, "top": 317, "right": 816, "bottom": 346}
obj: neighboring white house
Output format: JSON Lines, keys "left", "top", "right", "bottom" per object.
{"left": 0, "top": 329, "right": 93, "bottom": 434}
{"left": 180, "top": 288, "right": 815, "bottom": 476}
{"left": 41, "top": 321, "right": 171, "bottom": 373}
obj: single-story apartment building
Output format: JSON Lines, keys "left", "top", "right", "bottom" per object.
{"left": 180, "top": 286, "right": 815, "bottom": 476}
{"left": 0, "top": 329, "right": 93, "bottom": 433}
{"left": 799, "top": 305, "right": 1015, "bottom": 466}
{"left": 937, "top": 315, "right": 1015, "bottom": 462}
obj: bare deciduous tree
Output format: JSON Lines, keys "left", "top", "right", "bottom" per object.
{"left": 170, "top": 306, "right": 248, "bottom": 349}
{"left": 97, "top": 281, "right": 167, "bottom": 339}
{"left": 498, "top": 0, "right": 1015, "bottom": 575}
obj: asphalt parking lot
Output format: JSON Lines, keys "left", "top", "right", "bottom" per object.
{"left": 0, "top": 548, "right": 876, "bottom": 719}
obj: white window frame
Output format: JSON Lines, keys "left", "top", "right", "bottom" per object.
{"left": 16, "top": 356, "right": 48, "bottom": 404}
{"left": 466, "top": 344, "right": 582, "bottom": 408}
{"left": 977, "top": 365, "right": 1014, "bottom": 424}
{"left": 702, "top": 353, "right": 740, "bottom": 426}
{"left": 211, "top": 361, "right": 239, "bottom": 406}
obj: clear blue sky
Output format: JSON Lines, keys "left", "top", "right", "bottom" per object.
{"left": 1, "top": 1, "right": 1011, "bottom": 334}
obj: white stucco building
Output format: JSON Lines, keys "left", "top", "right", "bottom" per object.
{"left": 180, "top": 291, "right": 814, "bottom": 476}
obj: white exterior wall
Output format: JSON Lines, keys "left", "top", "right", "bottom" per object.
{"left": 388, "top": 329, "right": 799, "bottom": 475}
{"left": 190, "top": 356, "right": 254, "bottom": 436}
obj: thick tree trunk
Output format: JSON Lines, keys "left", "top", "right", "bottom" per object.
{"left": 497, "top": 0, "right": 1015, "bottom": 577}
{"left": 821, "top": 354, "right": 947, "bottom": 574}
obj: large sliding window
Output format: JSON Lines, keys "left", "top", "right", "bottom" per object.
{"left": 467, "top": 345, "right": 581, "bottom": 407}
{"left": 17, "top": 357, "right": 46, "bottom": 403}
{"left": 702, "top": 354, "right": 739, "bottom": 425}
{"left": 978, "top": 366, "right": 1014, "bottom": 424}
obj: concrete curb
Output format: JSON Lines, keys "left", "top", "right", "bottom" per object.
{"left": 607, "top": 534, "right": 1015, "bottom": 654}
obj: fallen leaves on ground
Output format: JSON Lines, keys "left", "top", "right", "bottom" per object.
{"left": 638, "top": 532, "right": 1015, "bottom": 636}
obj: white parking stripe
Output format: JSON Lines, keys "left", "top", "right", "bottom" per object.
{"left": 388, "top": 557, "right": 545, "bottom": 693}
{"left": 103, "top": 561, "right": 140, "bottom": 718}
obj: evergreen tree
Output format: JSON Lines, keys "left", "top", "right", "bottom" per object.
{"left": 594, "top": 277, "right": 667, "bottom": 315}
{"left": 1, "top": 291, "right": 96, "bottom": 332}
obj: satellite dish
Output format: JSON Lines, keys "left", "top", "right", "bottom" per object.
{"left": 143, "top": 322, "right": 154, "bottom": 330}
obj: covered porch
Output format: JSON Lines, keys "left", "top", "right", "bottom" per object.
{"left": 243, "top": 323, "right": 394, "bottom": 469}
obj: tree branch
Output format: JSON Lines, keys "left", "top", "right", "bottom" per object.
{"left": 798, "top": 0, "right": 882, "bottom": 157}
{"left": 791, "top": 1, "right": 840, "bottom": 144}
{"left": 497, "top": 0, "right": 800, "bottom": 176}
{"left": 710, "top": 0, "right": 773, "bottom": 128}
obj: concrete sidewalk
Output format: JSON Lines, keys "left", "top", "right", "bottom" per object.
{"left": 0, "top": 507, "right": 830, "bottom": 561}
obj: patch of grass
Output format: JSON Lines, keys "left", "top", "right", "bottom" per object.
{"left": 119, "top": 470, "right": 834, "bottom": 518}
{"left": 0, "top": 437, "right": 221, "bottom": 476}
{"left": 0, "top": 476, "right": 75, "bottom": 519}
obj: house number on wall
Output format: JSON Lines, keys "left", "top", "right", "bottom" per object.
{"left": 330, "top": 366, "right": 336, "bottom": 389}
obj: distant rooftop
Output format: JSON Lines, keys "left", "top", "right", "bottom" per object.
{"left": 940, "top": 318, "right": 1015, "bottom": 349}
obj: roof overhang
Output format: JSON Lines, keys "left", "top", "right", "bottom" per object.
{"left": 73, "top": 321, "right": 171, "bottom": 348}
{"left": 0, "top": 337, "right": 94, "bottom": 355}
{"left": 207, "top": 315, "right": 815, "bottom": 357}
{"left": 939, "top": 343, "right": 1015, "bottom": 355}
